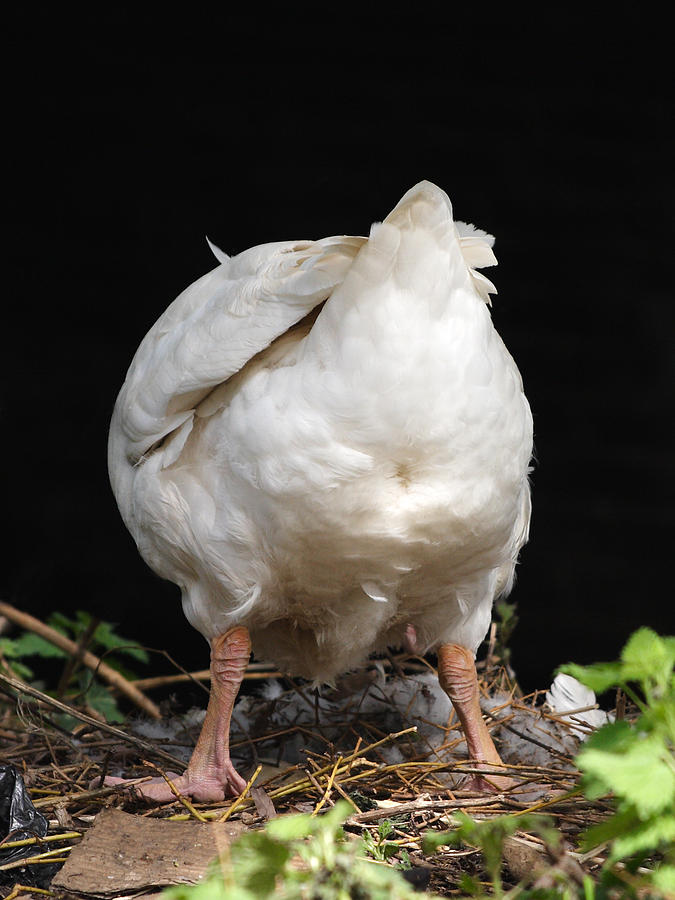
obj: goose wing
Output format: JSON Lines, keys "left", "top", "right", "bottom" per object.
{"left": 112, "top": 235, "right": 365, "bottom": 467}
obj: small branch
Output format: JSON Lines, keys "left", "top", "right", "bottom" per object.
{"left": 56, "top": 615, "right": 100, "bottom": 700}
{"left": 130, "top": 669, "right": 211, "bottom": 690}
{"left": 348, "top": 795, "right": 506, "bottom": 824}
{"left": 0, "top": 671, "right": 183, "bottom": 771}
{"left": 0, "top": 601, "right": 160, "bottom": 719}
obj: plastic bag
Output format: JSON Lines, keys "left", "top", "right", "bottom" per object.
{"left": 0, "top": 764, "right": 55, "bottom": 887}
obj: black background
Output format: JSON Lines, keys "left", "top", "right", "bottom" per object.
{"left": 5, "top": 8, "right": 673, "bottom": 694}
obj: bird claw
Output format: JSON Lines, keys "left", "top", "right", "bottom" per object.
{"left": 94, "top": 762, "right": 247, "bottom": 803}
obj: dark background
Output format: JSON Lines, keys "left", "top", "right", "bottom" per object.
{"left": 5, "top": 9, "right": 672, "bottom": 695}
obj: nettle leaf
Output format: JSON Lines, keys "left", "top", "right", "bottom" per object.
{"left": 607, "top": 812, "right": 675, "bottom": 863}
{"left": 578, "top": 731, "right": 675, "bottom": 817}
{"left": 265, "top": 812, "right": 314, "bottom": 841}
{"left": 581, "top": 807, "right": 674, "bottom": 864}
{"left": 621, "top": 628, "right": 675, "bottom": 692}
{"left": 76, "top": 674, "right": 125, "bottom": 723}
{"left": 378, "top": 819, "right": 394, "bottom": 841}
{"left": 0, "top": 637, "right": 22, "bottom": 657}
{"left": 11, "top": 632, "right": 69, "bottom": 659}
{"left": 0, "top": 641, "right": 35, "bottom": 679}
{"left": 559, "top": 660, "right": 625, "bottom": 695}
{"left": 234, "top": 833, "right": 291, "bottom": 895}
{"left": 563, "top": 629, "right": 675, "bottom": 702}
{"left": 47, "top": 611, "right": 77, "bottom": 636}
{"left": 91, "top": 620, "right": 149, "bottom": 664}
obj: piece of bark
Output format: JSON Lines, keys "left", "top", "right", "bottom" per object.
{"left": 251, "top": 786, "right": 276, "bottom": 820}
{"left": 502, "top": 835, "right": 547, "bottom": 882}
{"left": 51, "top": 808, "right": 245, "bottom": 896}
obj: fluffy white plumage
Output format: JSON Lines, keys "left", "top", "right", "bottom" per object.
{"left": 109, "top": 181, "right": 533, "bottom": 684}
{"left": 546, "top": 673, "right": 614, "bottom": 736}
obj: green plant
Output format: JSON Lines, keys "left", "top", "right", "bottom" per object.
{"left": 423, "top": 811, "right": 559, "bottom": 898}
{"left": 421, "top": 628, "right": 675, "bottom": 898}
{"left": 561, "top": 627, "right": 675, "bottom": 894}
{"left": 494, "top": 598, "right": 518, "bottom": 665}
{"left": 0, "top": 610, "right": 148, "bottom": 722}
{"left": 163, "top": 801, "right": 429, "bottom": 900}
{"left": 361, "top": 818, "right": 411, "bottom": 870}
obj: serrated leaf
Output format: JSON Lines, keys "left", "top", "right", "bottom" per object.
{"left": 559, "top": 660, "right": 625, "bottom": 695}
{"left": 621, "top": 627, "right": 674, "bottom": 670}
{"left": 11, "top": 632, "right": 69, "bottom": 659}
{"left": 621, "top": 628, "right": 675, "bottom": 691}
{"left": 47, "top": 611, "right": 76, "bottom": 635}
{"left": 76, "top": 674, "right": 125, "bottom": 723}
{"left": 0, "top": 637, "right": 21, "bottom": 657}
{"left": 91, "top": 620, "right": 149, "bottom": 664}
{"left": 577, "top": 731, "right": 675, "bottom": 817}
{"left": 581, "top": 720, "right": 635, "bottom": 754}
{"left": 378, "top": 819, "right": 394, "bottom": 840}
{"left": 607, "top": 812, "right": 675, "bottom": 862}
{"left": 3, "top": 658, "right": 35, "bottom": 680}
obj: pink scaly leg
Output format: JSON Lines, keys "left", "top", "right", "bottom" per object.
{"left": 437, "top": 643, "right": 512, "bottom": 792}
{"left": 102, "top": 626, "right": 251, "bottom": 802}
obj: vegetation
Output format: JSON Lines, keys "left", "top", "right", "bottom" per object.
{"left": 163, "top": 801, "right": 422, "bottom": 900}
{"left": 0, "top": 610, "right": 147, "bottom": 722}
{"left": 2, "top": 610, "right": 672, "bottom": 896}
{"left": 160, "top": 628, "right": 674, "bottom": 898}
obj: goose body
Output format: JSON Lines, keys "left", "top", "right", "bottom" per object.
{"left": 108, "top": 182, "right": 533, "bottom": 800}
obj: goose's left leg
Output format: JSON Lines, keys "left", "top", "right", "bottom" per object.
{"left": 102, "top": 626, "right": 251, "bottom": 802}
{"left": 437, "top": 642, "right": 512, "bottom": 792}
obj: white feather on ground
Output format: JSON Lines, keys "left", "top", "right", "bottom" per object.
{"left": 128, "top": 667, "right": 612, "bottom": 780}
{"left": 545, "top": 673, "right": 614, "bottom": 737}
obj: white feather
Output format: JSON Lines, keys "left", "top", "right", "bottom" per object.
{"left": 546, "top": 673, "right": 613, "bottom": 737}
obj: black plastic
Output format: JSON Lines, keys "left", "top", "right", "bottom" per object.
{"left": 0, "top": 764, "right": 56, "bottom": 887}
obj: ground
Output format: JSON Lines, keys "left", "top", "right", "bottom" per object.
{"left": 0, "top": 640, "right": 630, "bottom": 899}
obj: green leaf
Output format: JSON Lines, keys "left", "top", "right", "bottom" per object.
{"left": 606, "top": 813, "right": 675, "bottom": 863}
{"left": 582, "top": 873, "right": 596, "bottom": 900}
{"left": 319, "top": 799, "right": 352, "bottom": 830}
{"left": 265, "top": 813, "right": 313, "bottom": 841}
{"left": 0, "top": 658, "right": 34, "bottom": 681}
{"left": 0, "top": 637, "right": 22, "bottom": 657}
{"left": 561, "top": 629, "right": 675, "bottom": 705}
{"left": 651, "top": 864, "right": 675, "bottom": 893}
{"left": 47, "top": 611, "right": 77, "bottom": 635}
{"left": 422, "top": 829, "right": 461, "bottom": 854}
{"left": 0, "top": 639, "right": 35, "bottom": 678}
{"left": 230, "top": 832, "right": 291, "bottom": 895}
{"left": 91, "top": 620, "right": 149, "bottom": 664}
{"left": 558, "top": 660, "right": 625, "bottom": 695}
{"left": 10, "top": 632, "right": 69, "bottom": 659}
{"left": 378, "top": 819, "right": 394, "bottom": 841}
{"left": 621, "top": 628, "right": 675, "bottom": 690}
{"left": 577, "top": 731, "right": 675, "bottom": 817}
{"left": 75, "top": 674, "right": 125, "bottom": 723}
{"left": 580, "top": 806, "right": 641, "bottom": 850}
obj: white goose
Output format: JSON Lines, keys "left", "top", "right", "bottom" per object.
{"left": 107, "top": 182, "right": 533, "bottom": 801}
